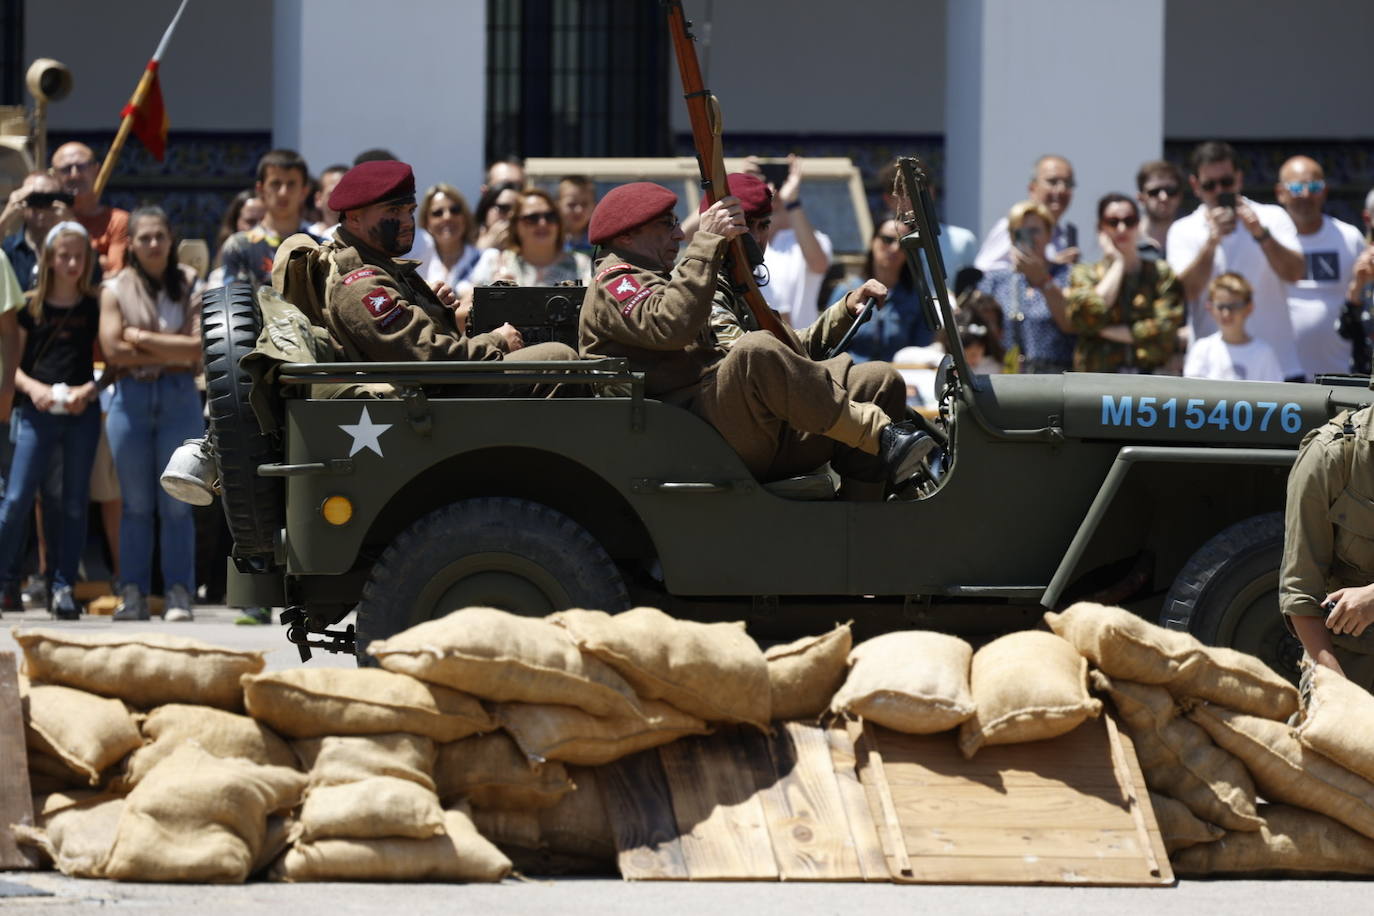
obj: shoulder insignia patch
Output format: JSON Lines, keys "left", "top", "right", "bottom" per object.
{"left": 604, "top": 272, "right": 653, "bottom": 316}
{"left": 361, "top": 287, "right": 407, "bottom": 326}
{"left": 343, "top": 267, "right": 381, "bottom": 286}
{"left": 596, "top": 262, "right": 633, "bottom": 283}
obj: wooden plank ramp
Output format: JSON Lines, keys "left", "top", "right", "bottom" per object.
{"left": 862, "top": 715, "right": 1173, "bottom": 885}
{"left": 602, "top": 714, "right": 1169, "bottom": 886}
{"left": 0, "top": 651, "right": 38, "bottom": 869}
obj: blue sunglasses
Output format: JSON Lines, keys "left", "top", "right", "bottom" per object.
{"left": 1283, "top": 180, "right": 1325, "bottom": 195}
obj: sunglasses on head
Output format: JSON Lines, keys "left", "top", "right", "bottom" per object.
{"left": 1283, "top": 179, "right": 1326, "bottom": 195}
{"left": 518, "top": 211, "right": 557, "bottom": 225}
{"left": 1104, "top": 216, "right": 1139, "bottom": 229}
{"left": 1198, "top": 175, "right": 1237, "bottom": 193}
{"left": 1144, "top": 185, "right": 1180, "bottom": 199}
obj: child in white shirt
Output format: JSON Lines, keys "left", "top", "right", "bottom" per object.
{"left": 1183, "top": 272, "right": 1284, "bottom": 382}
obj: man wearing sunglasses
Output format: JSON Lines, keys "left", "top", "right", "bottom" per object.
{"left": 1275, "top": 156, "right": 1371, "bottom": 379}
{"left": 1167, "top": 141, "right": 1305, "bottom": 380}
{"left": 1134, "top": 160, "right": 1185, "bottom": 259}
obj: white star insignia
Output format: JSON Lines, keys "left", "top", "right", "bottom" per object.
{"left": 339, "top": 406, "right": 392, "bottom": 457}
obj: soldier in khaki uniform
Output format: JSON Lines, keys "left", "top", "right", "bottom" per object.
{"left": 313, "top": 160, "right": 575, "bottom": 381}
{"left": 578, "top": 181, "right": 933, "bottom": 499}
{"left": 1281, "top": 403, "right": 1374, "bottom": 690}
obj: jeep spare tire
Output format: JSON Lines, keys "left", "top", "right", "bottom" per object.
{"left": 202, "top": 282, "right": 283, "bottom": 561}
{"left": 354, "top": 497, "right": 630, "bottom": 660}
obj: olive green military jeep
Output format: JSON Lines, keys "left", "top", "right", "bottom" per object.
{"left": 199, "top": 160, "right": 1371, "bottom": 678}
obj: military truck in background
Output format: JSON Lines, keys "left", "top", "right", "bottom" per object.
{"left": 195, "top": 159, "right": 1372, "bottom": 680}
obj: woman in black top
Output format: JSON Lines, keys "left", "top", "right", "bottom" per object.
{"left": 0, "top": 222, "right": 102, "bottom": 618}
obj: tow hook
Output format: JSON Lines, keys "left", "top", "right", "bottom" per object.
{"left": 281, "top": 607, "right": 357, "bottom": 662}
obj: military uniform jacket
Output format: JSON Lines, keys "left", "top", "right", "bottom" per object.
{"left": 321, "top": 228, "right": 507, "bottom": 364}
{"left": 1281, "top": 404, "right": 1374, "bottom": 653}
{"left": 579, "top": 231, "right": 729, "bottom": 402}
{"left": 710, "top": 276, "right": 856, "bottom": 360}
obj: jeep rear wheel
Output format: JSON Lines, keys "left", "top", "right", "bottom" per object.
{"left": 353, "top": 497, "right": 630, "bottom": 661}
{"left": 202, "top": 283, "right": 283, "bottom": 562}
{"left": 1160, "top": 511, "right": 1302, "bottom": 682}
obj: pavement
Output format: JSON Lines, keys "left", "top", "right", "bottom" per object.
{"left": 5, "top": 605, "right": 1374, "bottom": 908}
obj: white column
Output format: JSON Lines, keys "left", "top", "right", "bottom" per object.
{"left": 945, "top": 0, "right": 1165, "bottom": 260}
{"left": 273, "top": 0, "right": 487, "bottom": 204}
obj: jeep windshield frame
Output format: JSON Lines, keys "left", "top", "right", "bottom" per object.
{"left": 893, "top": 157, "right": 1064, "bottom": 444}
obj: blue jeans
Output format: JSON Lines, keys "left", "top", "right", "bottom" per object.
{"left": 0, "top": 405, "right": 101, "bottom": 590}
{"left": 105, "top": 374, "right": 204, "bottom": 595}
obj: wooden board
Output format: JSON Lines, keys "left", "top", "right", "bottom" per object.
{"left": 862, "top": 716, "right": 1173, "bottom": 886}
{"left": 600, "top": 747, "right": 689, "bottom": 880}
{"left": 0, "top": 652, "right": 37, "bottom": 869}
{"left": 659, "top": 728, "right": 779, "bottom": 880}
{"left": 824, "top": 721, "right": 891, "bottom": 882}
{"left": 746, "top": 721, "right": 865, "bottom": 881}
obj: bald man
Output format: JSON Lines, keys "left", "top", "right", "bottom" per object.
{"left": 973, "top": 154, "right": 1079, "bottom": 272}
{"left": 51, "top": 142, "right": 129, "bottom": 274}
{"left": 1276, "top": 155, "right": 1372, "bottom": 378}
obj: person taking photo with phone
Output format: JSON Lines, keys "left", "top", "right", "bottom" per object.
{"left": 976, "top": 200, "right": 1075, "bottom": 374}
{"left": 1167, "top": 141, "right": 1305, "bottom": 379}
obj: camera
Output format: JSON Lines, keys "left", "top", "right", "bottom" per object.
{"left": 25, "top": 190, "right": 73, "bottom": 209}
{"left": 1216, "top": 191, "right": 1237, "bottom": 210}
{"left": 469, "top": 284, "right": 585, "bottom": 350}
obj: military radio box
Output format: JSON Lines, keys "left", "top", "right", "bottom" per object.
{"left": 469, "top": 285, "right": 585, "bottom": 350}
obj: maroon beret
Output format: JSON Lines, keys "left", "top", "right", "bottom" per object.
{"left": 699, "top": 173, "right": 772, "bottom": 219}
{"left": 328, "top": 160, "right": 416, "bottom": 213}
{"left": 588, "top": 182, "right": 678, "bottom": 245}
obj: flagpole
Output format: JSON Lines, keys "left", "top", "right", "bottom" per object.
{"left": 92, "top": 0, "right": 190, "bottom": 199}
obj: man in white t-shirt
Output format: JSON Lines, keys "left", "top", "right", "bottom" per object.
{"left": 761, "top": 155, "right": 832, "bottom": 329}
{"left": 1276, "top": 156, "right": 1369, "bottom": 379}
{"left": 1167, "top": 141, "right": 1305, "bottom": 379}
{"left": 974, "top": 154, "right": 1079, "bottom": 273}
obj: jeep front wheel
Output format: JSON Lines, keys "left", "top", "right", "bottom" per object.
{"left": 1160, "top": 511, "right": 1302, "bottom": 682}
{"left": 353, "top": 497, "right": 630, "bottom": 660}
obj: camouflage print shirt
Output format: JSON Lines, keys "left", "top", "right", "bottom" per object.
{"left": 1064, "top": 258, "right": 1183, "bottom": 372}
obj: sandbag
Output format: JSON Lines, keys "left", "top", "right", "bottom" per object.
{"left": 1188, "top": 702, "right": 1374, "bottom": 840}
{"left": 368, "top": 607, "right": 641, "bottom": 718}
{"left": 103, "top": 742, "right": 307, "bottom": 883}
{"left": 554, "top": 607, "right": 770, "bottom": 728}
{"left": 539, "top": 766, "right": 616, "bottom": 863}
{"left": 295, "top": 733, "right": 437, "bottom": 791}
{"left": 1149, "top": 791, "right": 1223, "bottom": 854}
{"left": 958, "top": 630, "right": 1100, "bottom": 758}
{"left": 296, "top": 776, "right": 445, "bottom": 842}
{"left": 242, "top": 668, "right": 492, "bottom": 741}
{"left": 253, "top": 815, "right": 295, "bottom": 878}
{"left": 435, "top": 732, "right": 574, "bottom": 809}
{"left": 1044, "top": 602, "right": 1297, "bottom": 720}
{"left": 13, "top": 792, "right": 125, "bottom": 878}
{"left": 25, "top": 684, "right": 141, "bottom": 786}
{"left": 470, "top": 807, "right": 543, "bottom": 850}
{"left": 1172, "top": 804, "right": 1374, "bottom": 877}
{"left": 829, "top": 631, "right": 975, "bottom": 734}
{"left": 121, "top": 704, "right": 298, "bottom": 788}
{"left": 1090, "top": 671, "right": 1261, "bottom": 831}
{"left": 498, "top": 698, "right": 710, "bottom": 766}
{"left": 14, "top": 627, "right": 264, "bottom": 710}
{"left": 271, "top": 804, "right": 511, "bottom": 883}
{"left": 1294, "top": 664, "right": 1374, "bottom": 784}
{"left": 764, "top": 623, "right": 852, "bottom": 721}
{"left": 28, "top": 747, "right": 98, "bottom": 793}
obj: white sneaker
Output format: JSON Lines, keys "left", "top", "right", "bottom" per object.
{"left": 164, "top": 584, "right": 194, "bottom": 622}
{"left": 113, "top": 584, "right": 149, "bottom": 621}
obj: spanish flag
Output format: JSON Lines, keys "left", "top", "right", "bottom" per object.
{"left": 120, "top": 60, "right": 168, "bottom": 161}
{"left": 116, "top": 0, "right": 188, "bottom": 163}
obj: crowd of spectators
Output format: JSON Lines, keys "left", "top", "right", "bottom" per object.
{"left": 0, "top": 135, "right": 1372, "bottom": 620}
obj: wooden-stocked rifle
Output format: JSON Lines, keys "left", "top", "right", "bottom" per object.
{"left": 664, "top": 1, "right": 802, "bottom": 354}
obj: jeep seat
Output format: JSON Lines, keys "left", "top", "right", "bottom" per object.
{"left": 762, "top": 466, "right": 838, "bottom": 500}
